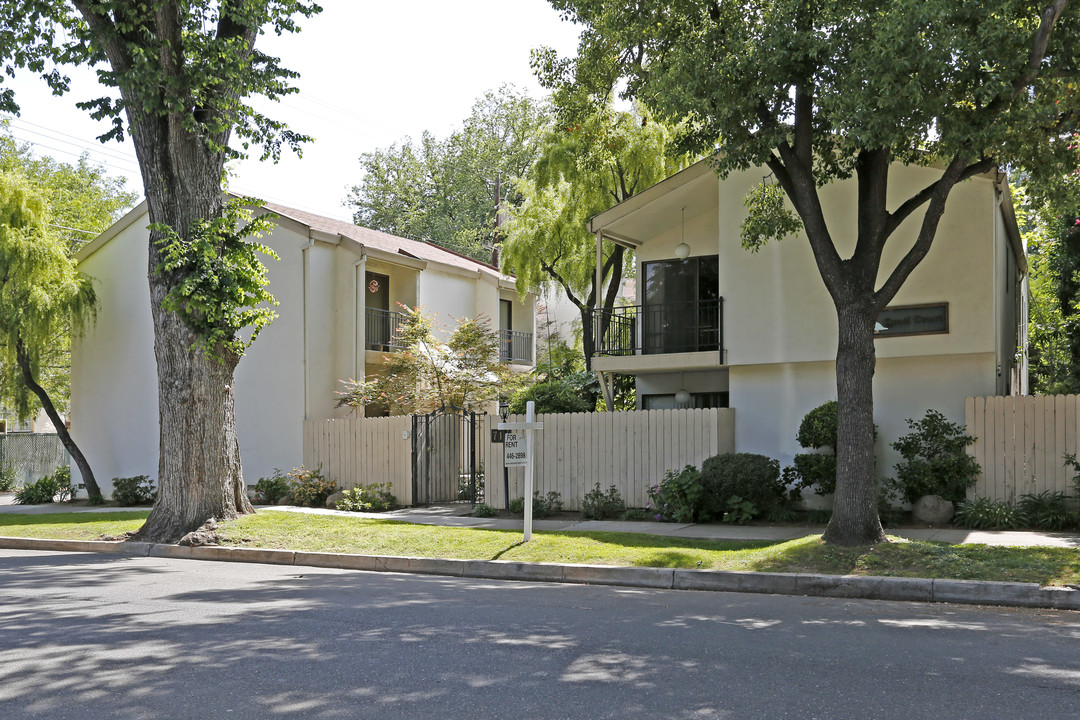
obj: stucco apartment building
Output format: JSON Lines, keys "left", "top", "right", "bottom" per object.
{"left": 70, "top": 200, "right": 535, "bottom": 494}
{"left": 586, "top": 159, "right": 1027, "bottom": 473}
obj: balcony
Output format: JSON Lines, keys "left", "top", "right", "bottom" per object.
{"left": 592, "top": 298, "right": 723, "bottom": 358}
{"left": 499, "top": 329, "right": 533, "bottom": 364}
{"left": 366, "top": 308, "right": 408, "bottom": 351}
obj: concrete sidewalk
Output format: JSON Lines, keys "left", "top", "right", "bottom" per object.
{"left": 4, "top": 492, "right": 1080, "bottom": 548}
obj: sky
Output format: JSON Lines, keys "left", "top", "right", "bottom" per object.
{"left": 0, "top": 1, "right": 583, "bottom": 223}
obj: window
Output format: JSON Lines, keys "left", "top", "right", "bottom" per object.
{"left": 641, "top": 392, "right": 729, "bottom": 410}
{"left": 642, "top": 255, "right": 720, "bottom": 353}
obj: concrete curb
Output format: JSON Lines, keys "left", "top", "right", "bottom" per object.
{"left": 2, "top": 536, "right": 1078, "bottom": 611}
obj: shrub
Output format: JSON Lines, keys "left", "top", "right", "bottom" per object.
{"left": 701, "top": 453, "right": 786, "bottom": 521}
{"left": 788, "top": 401, "right": 838, "bottom": 495}
{"left": 289, "top": 465, "right": 338, "bottom": 508}
{"left": 1017, "top": 491, "right": 1075, "bottom": 531}
{"left": 111, "top": 475, "right": 157, "bottom": 505}
{"left": 582, "top": 483, "right": 626, "bottom": 520}
{"left": 15, "top": 467, "right": 75, "bottom": 504}
{"left": 508, "top": 379, "right": 593, "bottom": 414}
{"left": 0, "top": 464, "right": 17, "bottom": 492}
{"left": 621, "top": 507, "right": 648, "bottom": 521}
{"left": 890, "top": 410, "right": 980, "bottom": 504}
{"left": 472, "top": 502, "right": 498, "bottom": 518}
{"left": 335, "top": 482, "right": 396, "bottom": 512}
{"left": 648, "top": 465, "right": 705, "bottom": 523}
{"left": 254, "top": 470, "right": 292, "bottom": 505}
{"left": 954, "top": 498, "right": 1026, "bottom": 529}
{"left": 457, "top": 467, "right": 485, "bottom": 503}
{"left": 509, "top": 490, "right": 563, "bottom": 518}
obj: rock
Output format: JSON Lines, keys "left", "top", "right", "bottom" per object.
{"left": 325, "top": 491, "right": 345, "bottom": 509}
{"left": 913, "top": 494, "right": 954, "bottom": 525}
{"left": 276, "top": 494, "right": 295, "bottom": 506}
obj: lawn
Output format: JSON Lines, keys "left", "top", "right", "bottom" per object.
{"left": 1, "top": 509, "right": 1078, "bottom": 587}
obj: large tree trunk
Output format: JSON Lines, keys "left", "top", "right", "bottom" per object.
{"left": 130, "top": 126, "right": 253, "bottom": 543}
{"left": 15, "top": 338, "right": 103, "bottom": 503}
{"left": 822, "top": 304, "right": 886, "bottom": 545}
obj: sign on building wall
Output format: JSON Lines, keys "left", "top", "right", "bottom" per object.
{"left": 874, "top": 303, "right": 948, "bottom": 338}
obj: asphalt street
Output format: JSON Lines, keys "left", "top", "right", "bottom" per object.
{"left": 1, "top": 549, "right": 1078, "bottom": 719}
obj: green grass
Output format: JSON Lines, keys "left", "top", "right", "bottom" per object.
{"left": 1, "top": 509, "right": 1078, "bottom": 586}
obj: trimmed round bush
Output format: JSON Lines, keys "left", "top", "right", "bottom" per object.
{"left": 700, "top": 452, "right": 785, "bottom": 521}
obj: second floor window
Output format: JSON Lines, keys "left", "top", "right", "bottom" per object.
{"left": 642, "top": 255, "right": 720, "bottom": 354}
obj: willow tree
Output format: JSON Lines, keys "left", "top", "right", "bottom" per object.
{"left": 502, "top": 104, "right": 689, "bottom": 368}
{"left": 0, "top": 173, "right": 101, "bottom": 501}
{"left": 0, "top": 1, "right": 320, "bottom": 540}
{"left": 542, "top": 0, "right": 1080, "bottom": 544}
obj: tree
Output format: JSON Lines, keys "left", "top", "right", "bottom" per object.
{"left": 501, "top": 103, "right": 689, "bottom": 368}
{"left": 0, "top": 172, "right": 102, "bottom": 501}
{"left": 1024, "top": 193, "right": 1080, "bottom": 394}
{"left": 0, "top": 1, "right": 320, "bottom": 541}
{"left": 540, "top": 0, "right": 1080, "bottom": 544}
{"left": 336, "top": 307, "right": 510, "bottom": 415}
{"left": 346, "top": 85, "right": 550, "bottom": 261}
{"left": 0, "top": 126, "right": 138, "bottom": 422}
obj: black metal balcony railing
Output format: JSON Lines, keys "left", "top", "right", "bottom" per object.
{"left": 366, "top": 308, "right": 408, "bottom": 351}
{"left": 592, "top": 298, "right": 723, "bottom": 357}
{"left": 499, "top": 329, "right": 533, "bottom": 364}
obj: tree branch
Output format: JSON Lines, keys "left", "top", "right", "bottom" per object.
{"left": 884, "top": 158, "right": 995, "bottom": 237}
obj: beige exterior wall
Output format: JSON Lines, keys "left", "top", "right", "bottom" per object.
{"left": 71, "top": 205, "right": 535, "bottom": 495}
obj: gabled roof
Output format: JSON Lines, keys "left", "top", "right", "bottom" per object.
{"left": 76, "top": 197, "right": 516, "bottom": 284}
{"left": 263, "top": 201, "right": 513, "bottom": 282}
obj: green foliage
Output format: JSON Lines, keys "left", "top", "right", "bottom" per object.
{"left": 0, "top": 464, "right": 16, "bottom": 492}
{"left": 701, "top": 453, "right": 787, "bottom": 522}
{"left": 502, "top": 103, "right": 691, "bottom": 358}
{"left": 722, "top": 496, "right": 757, "bottom": 525}
{"left": 1017, "top": 491, "right": 1076, "bottom": 531}
{"left": 347, "top": 86, "right": 550, "bottom": 261}
{"left": 508, "top": 379, "right": 594, "bottom": 414}
{"left": 15, "top": 467, "right": 73, "bottom": 504}
{"left": 741, "top": 181, "right": 802, "bottom": 252}
{"left": 152, "top": 198, "right": 279, "bottom": 359}
{"left": 111, "top": 475, "right": 157, "bottom": 506}
{"left": 787, "top": 401, "right": 850, "bottom": 496}
{"left": 890, "top": 410, "right": 981, "bottom": 504}
{"left": 621, "top": 507, "right": 648, "bottom": 521}
{"left": 0, "top": 172, "right": 96, "bottom": 422}
{"left": 0, "top": 2, "right": 321, "bottom": 162}
{"left": 337, "top": 307, "right": 509, "bottom": 414}
{"left": 1065, "top": 453, "right": 1080, "bottom": 500}
{"left": 582, "top": 482, "right": 626, "bottom": 520}
{"left": 953, "top": 498, "right": 1027, "bottom": 530}
{"left": 254, "top": 470, "right": 292, "bottom": 505}
{"left": 335, "top": 483, "right": 397, "bottom": 513}
{"left": 1023, "top": 192, "right": 1080, "bottom": 394}
{"left": 648, "top": 465, "right": 705, "bottom": 523}
{"left": 510, "top": 490, "right": 564, "bottom": 518}
{"left": 288, "top": 466, "right": 338, "bottom": 508}
{"left": 471, "top": 503, "right": 498, "bottom": 518}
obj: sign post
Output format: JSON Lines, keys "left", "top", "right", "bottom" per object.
{"left": 497, "top": 400, "right": 544, "bottom": 542}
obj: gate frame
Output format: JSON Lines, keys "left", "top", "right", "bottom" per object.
{"left": 411, "top": 404, "right": 485, "bottom": 506}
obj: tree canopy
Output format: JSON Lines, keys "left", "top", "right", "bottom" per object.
{"left": 541, "top": 0, "right": 1080, "bottom": 544}
{"left": 346, "top": 85, "right": 551, "bottom": 261}
{"left": 502, "top": 103, "right": 690, "bottom": 367}
{"left": 0, "top": 171, "right": 101, "bottom": 499}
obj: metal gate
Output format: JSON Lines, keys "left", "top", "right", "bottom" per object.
{"left": 411, "top": 406, "right": 486, "bottom": 505}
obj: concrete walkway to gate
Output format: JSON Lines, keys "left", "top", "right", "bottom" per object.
{"left": 3, "top": 493, "right": 1079, "bottom": 548}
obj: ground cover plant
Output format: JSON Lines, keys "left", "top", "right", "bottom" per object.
{"left": 335, "top": 483, "right": 397, "bottom": 513}
{"left": 1, "top": 510, "right": 1078, "bottom": 587}
{"left": 14, "top": 467, "right": 74, "bottom": 504}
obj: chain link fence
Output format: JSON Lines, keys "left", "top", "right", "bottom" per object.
{"left": 0, "top": 434, "right": 69, "bottom": 486}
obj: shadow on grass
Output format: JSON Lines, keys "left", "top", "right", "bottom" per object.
{"left": 0, "top": 511, "right": 150, "bottom": 527}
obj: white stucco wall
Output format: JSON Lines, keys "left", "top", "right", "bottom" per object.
{"left": 730, "top": 352, "right": 998, "bottom": 478}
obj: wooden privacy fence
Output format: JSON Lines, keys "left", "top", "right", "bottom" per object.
{"left": 485, "top": 408, "right": 735, "bottom": 511}
{"left": 303, "top": 415, "right": 413, "bottom": 505}
{"left": 965, "top": 395, "right": 1080, "bottom": 503}
{"left": 304, "top": 408, "right": 735, "bottom": 510}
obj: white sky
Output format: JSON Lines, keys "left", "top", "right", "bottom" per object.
{"left": 1, "top": 1, "right": 582, "bottom": 223}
